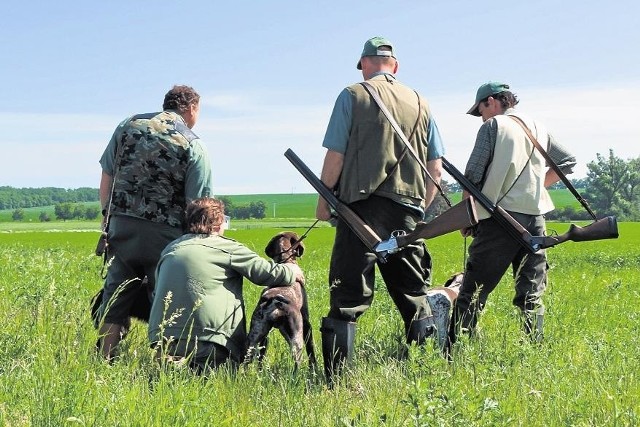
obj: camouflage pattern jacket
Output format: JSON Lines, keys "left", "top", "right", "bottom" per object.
{"left": 99, "top": 110, "right": 212, "bottom": 228}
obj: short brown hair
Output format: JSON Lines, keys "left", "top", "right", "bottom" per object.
{"left": 163, "top": 85, "right": 200, "bottom": 113}
{"left": 185, "top": 197, "right": 225, "bottom": 235}
{"left": 482, "top": 91, "right": 519, "bottom": 111}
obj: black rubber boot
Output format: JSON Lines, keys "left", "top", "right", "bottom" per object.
{"left": 445, "top": 307, "right": 460, "bottom": 359}
{"left": 445, "top": 304, "right": 477, "bottom": 359}
{"left": 406, "top": 315, "right": 436, "bottom": 345}
{"left": 523, "top": 310, "right": 544, "bottom": 344}
{"left": 320, "top": 317, "right": 356, "bottom": 387}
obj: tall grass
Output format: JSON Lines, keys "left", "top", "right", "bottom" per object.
{"left": 0, "top": 224, "right": 638, "bottom": 426}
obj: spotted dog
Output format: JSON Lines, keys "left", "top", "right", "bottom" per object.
{"left": 427, "top": 273, "right": 463, "bottom": 350}
{"left": 245, "top": 231, "right": 316, "bottom": 368}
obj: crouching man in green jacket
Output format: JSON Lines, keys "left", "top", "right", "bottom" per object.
{"left": 148, "top": 197, "right": 303, "bottom": 373}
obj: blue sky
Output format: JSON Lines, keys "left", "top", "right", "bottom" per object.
{"left": 1, "top": 1, "right": 638, "bottom": 194}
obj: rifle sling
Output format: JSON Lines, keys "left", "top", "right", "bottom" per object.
{"left": 508, "top": 115, "right": 597, "bottom": 220}
{"left": 360, "top": 81, "right": 452, "bottom": 207}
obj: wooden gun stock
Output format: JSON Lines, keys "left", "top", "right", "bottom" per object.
{"left": 332, "top": 203, "right": 383, "bottom": 251}
{"left": 534, "top": 216, "right": 619, "bottom": 249}
{"left": 396, "top": 197, "right": 479, "bottom": 246}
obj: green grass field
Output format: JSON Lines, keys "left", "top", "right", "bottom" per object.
{"left": 0, "top": 221, "right": 638, "bottom": 426}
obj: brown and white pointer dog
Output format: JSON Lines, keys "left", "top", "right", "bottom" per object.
{"left": 245, "top": 231, "right": 317, "bottom": 368}
{"left": 427, "top": 272, "right": 463, "bottom": 351}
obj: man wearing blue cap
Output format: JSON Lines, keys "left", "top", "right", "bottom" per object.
{"left": 448, "top": 82, "right": 576, "bottom": 350}
{"left": 315, "top": 36, "right": 445, "bottom": 384}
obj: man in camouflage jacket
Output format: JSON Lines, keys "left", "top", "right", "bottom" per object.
{"left": 96, "top": 85, "right": 213, "bottom": 360}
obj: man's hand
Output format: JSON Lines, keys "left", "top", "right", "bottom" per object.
{"left": 316, "top": 198, "right": 332, "bottom": 221}
{"left": 459, "top": 191, "right": 475, "bottom": 237}
{"left": 316, "top": 149, "right": 343, "bottom": 221}
{"left": 460, "top": 226, "right": 474, "bottom": 237}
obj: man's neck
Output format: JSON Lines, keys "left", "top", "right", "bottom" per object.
{"left": 366, "top": 70, "right": 396, "bottom": 80}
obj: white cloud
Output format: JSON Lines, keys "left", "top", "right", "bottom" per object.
{"left": 1, "top": 83, "right": 638, "bottom": 193}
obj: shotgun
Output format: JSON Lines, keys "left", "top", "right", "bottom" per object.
{"left": 284, "top": 149, "right": 387, "bottom": 261}
{"left": 285, "top": 149, "right": 481, "bottom": 260}
{"left": 441, "top": 157, "right": 619, "bottom": 252}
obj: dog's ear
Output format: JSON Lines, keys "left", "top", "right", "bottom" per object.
{"left": 290, "top": 234, "right": 304, "bottom": 257}
{"left": 265, "top": 233, "right": 283, "bottom": 259}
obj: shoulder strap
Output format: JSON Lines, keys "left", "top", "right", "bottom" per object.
{"left": 508, "top": 115, "right": 596, "bottom": 220}
{"left": 360, "top": 81, "right": 451, "bottom": 207}
{"left": 376, "top": 92, "right": 421, "bottom": 189}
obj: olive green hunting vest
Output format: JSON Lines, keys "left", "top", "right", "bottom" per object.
{"left": 338, "top": 75, "right": 431, "bottom": 206}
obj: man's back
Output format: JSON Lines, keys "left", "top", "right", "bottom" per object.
{"left": 338, "top": 75, "right": 431, "bottom": 205}
{"left": 110, "top": 110, "right": 200, "bottom": 227}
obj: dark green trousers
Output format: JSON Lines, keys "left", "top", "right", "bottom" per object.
{"left": 327, "top": 196, "right": 433, "bottom": 330}
{"left": 99, "top": 215, "right": 182, "bottom": 325}
{"left": 452, "top": 212, "right": 548, "bottom": 332}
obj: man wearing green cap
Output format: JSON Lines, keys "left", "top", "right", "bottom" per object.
{"left": 448, "top": 82, "right": 576, "bottom": 350}
{"left": 315, "top": 36, "right": 445, "bottom": 384}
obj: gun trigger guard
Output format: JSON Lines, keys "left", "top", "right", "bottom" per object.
{"left": 391, "top": 229, "right": 406, "bottom": 238}
{"left": 375, "top": 236, "right": 400, "bottom": 258}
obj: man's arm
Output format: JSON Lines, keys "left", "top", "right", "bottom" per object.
{"left": 99, "top": 170, "right": 113, "bottom": 228}
{"left": 423, "top": 158, "right": 442, "bottom": 209}
{"left": 464, "top": 119, "right": 497, "bottom": 186}
{"left": 544, "top": 133, "right": 576, "bottom": 187}
{"left": 99, "top": 171, "right": 113, "bottom": 211}
{"left": 316, "top": 89, "right": 351, "bottom": 221}
{"left": 459, "top": 120, "right": 496, "bottom": 236}
{"left": 185, "top": 139, "right": 213, "bottom": 201}
{"left": 315, "top": 150, "right": 344, "bottom": 221}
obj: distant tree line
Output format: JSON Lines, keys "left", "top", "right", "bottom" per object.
{"left": 582, "top": 150, "right": 639, "bottom": 220}
{"left": 10, "top": 203, "right": 100, "bottom": 222}
{"left": 4, "top": 151, "right": 638, "bottom": 222}
{"left": 0, "top": 187, "right": 98, "bottom": 210}
{"left": 53, "top": 203, "right": 100, "bottom": 221}
{"left": 218, "top": 197, "right": 266, "bottom": 220}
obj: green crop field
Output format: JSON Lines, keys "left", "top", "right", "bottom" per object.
{"left": 0, "top": 221, "right": 638, "bottom": 426}
{"left": 0, "top": 190, "right": 580, "bottom": 225}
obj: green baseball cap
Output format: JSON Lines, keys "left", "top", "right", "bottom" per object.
{"left": 467, "top": 81, "right": 511, "bottom": 116}
{"left": 356, "top": 36, "right": 395, "bottom": 70}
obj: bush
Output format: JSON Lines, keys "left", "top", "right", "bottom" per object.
{"left": 12, "top": 209, "right": 25, "bottom": 221}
